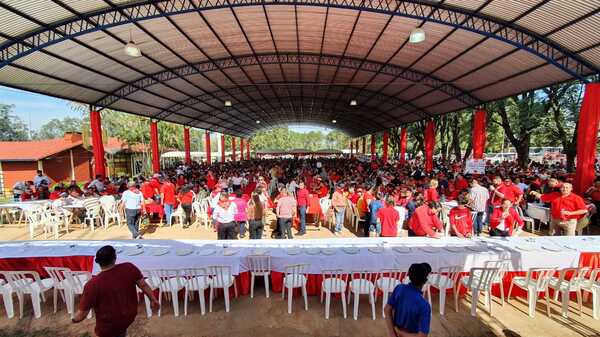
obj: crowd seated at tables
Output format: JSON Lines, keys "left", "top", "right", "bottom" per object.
{"left": 9, "top": 155, "right": 599, "bottom": 239}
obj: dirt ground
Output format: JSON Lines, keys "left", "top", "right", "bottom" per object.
{"left": 0, "top": 218, "right": 599, "bottom": 337}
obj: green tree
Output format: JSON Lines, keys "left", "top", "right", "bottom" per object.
{"left": 36, "top": 117, "right": 83, "bottom": 139}
{"left": 0, "top": 104, "right": 29, "bottom": 141}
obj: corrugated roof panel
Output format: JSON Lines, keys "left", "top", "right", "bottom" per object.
{"left": 264, "top": 5, "right": 298, "bottom": 52}
{"left": 345, "top": 11, "right": 389, "bottom": 60}
{"left": 297, "top": 6, "right": 327, "bottom": 54}
{"left": 368, "top": 16, "right": 419, "bottom": 64}
{"left": 480, "top": 0, "right": 543, "bottom": 22}
{"left": 322, "top": 8, "right": 359, "bottom": 56}
{"left": 411, "top": 28, "right": 482, "bottom": 74}
{"left": 7, "top": 0, "right": 72, "bottom": 27}
{"left": 0, "top": 6, "right": 41, "bottom": 38}
{"left": 444, "top": 0, "right": 488, "bottom": 12}
{"left": 202, "top": 9, "right": 253, "bottom": 56}
{"left": 579, "top": 46, "right": 600, "bottom": 70}
{"left": 234, "top": 6, "right": 277, "bottom": 54}
{"left": 389, "top": 22, "right": 454, "bottom": 68}
{"left": 170, "top": 12, "right": 229, "bottom": 60}
{"left": 514, "top": 0, "right": 599, "bottom": 35}
{"left": 547, "top": 13, "right": 600, "bottom": 56}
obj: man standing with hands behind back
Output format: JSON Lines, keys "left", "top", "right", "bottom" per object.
{"left": 72, "top": 245, "right": 159, "bottom": 337}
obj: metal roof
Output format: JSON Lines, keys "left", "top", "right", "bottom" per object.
{"left": 1, "top": 0, "right": 599, "bottom": 137}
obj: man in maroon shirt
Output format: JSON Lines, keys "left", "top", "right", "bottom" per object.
{"left": 72, "top": 246, "right": 159, "bottom": 337}
{"left": 296, "top": 181, "right": 309, "bottom": 235}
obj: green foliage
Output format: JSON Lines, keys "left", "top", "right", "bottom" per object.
{"left": 251, "top": 127, "right": 350, "bottom": 151}
{"left": 36, "top": 117, "right": 83, "bottom": 139}
{"left": 0, "top": 104, "right": 29, "bottom": 141}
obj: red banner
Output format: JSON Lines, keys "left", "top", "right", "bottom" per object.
{"left": 425, "top": 121, "right": 435, "bottom": 172}
{"left": 90, "top": 111, "right": 106, "bottom": 177}
{"left": 400, "top": 128, "right": 407, "bottom": 166}
{"left": 221, "top": 134, "right": 226, "bottom": 163}
{"left": 150, "top": 121, "right": 160, "bottom": 173}
{"left": 472, "top": 109, "right": 487, "bottom": 159}
{"left": 240, "top": 138, "right": 245, "bottom": 161}
{"left": 575, "top": 83, "right": 600, "bottom": 194}
{"left": 382, "top": 131, "right": 389, "bottom": 163}
{"left": 205, "top": 131, "right": 211, "bottom": 165}
{"left": 183, "top": 127, "right": 191, "bottom": 165}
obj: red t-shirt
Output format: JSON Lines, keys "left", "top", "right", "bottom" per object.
{"left": 49, "top": 191, "right": 62, "bottom": 200}
{"left": 540, "top": 191, "right": 561, "bottom": 203}
{"left": 179, "top": 191, "right": 195, "bottom": 205}
{"left": 79, "top": 263, "right": 143, "bottom": 337}
{"left": 317, "top": 185, "right": 329, "bottom": 199}
{"left": 160, "top": 182, "right": 176, "bottom": 205}
{"left": 377, "top": 206, "right": 399, "bottom": 237}
{"left": 491, "top": 183, "right": 523, "bottom": 206}
{"left": 550, "top": 193, "right": 587, "bottom": 221}
{"left": 424, "top": 188, "right": 439, "bottom": 202}
{"left": 296, "top": 188, "right": 309, "bottom": 207}
{"left": 140, "top": 182, "right": 155, "bottom": 199}
{"left": 449, "top": 207, "right": 472, "bottom": 237}
{"left": 408, "top": 205, "right": 443, "bottom": 237}
{"left": 455, "top": 178, "right": 469, "bottom": 191}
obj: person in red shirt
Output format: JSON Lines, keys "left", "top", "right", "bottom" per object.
{"left": 48, "top": 186, "right": 63, "bottom": 200}
{"left": 296, "top": 181, "right": 309, "bottom": 235}
{"left": 177, "top": 185, "right": 195, "bottom": 228}
{"left": 454, "top": 174, "right": 469, "bottom": 192}
{"left": 424, "top": 179, "right": 439, "bottom": 202}
{"left": 377, "top": 197, "right": 400, "bottom": 237}
{"left": 489, "top": 199, "right": 524, "bottom": 237}
{"left": 72, "top": 246, "right": 159, "bottom": 337}
{"left": 585, "top": 180, "right": 600, "bottom": 226}
{"left": 206, "top": 170, "right": 217, "bottom": 191}
{"left": 530, "top": 177, "right": 562, "bottom": 204}
{"left": 140, "top": 178, "right": 155, "bottom": 201}
{"left": 549, "top": 183, "right": 587, "bottom": 236}
{"left": 160, "top": 177, "right": 177, "bottom": 226}
{"left": 489, "top": 176, "right": 523, "bottom": 207}
{"left": 348, "top": 186, "right": 360, "bottom": 205}
{"left": 408, "top": 200, "right": 444, "bottom": 238}
{"left": 449, "top": 195, "right": 473, "bottom": 238}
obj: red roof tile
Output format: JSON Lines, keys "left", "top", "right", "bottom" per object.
{"left": 0, "top": 138, "right": 84, "bottom": 161}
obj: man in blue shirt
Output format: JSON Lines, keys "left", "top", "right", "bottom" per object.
{"left": 368, "top": 192, "right": 384, "bottom": 236}
{"left": 385, "top": 263, "right": 432, "bottom": 337}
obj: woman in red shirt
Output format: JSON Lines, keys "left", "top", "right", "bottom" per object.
{"left": 408, "top": 200, "right": 444, "bottom": 238}
{"left": 489, "top": 199, "right": 523, "bottom": 237}
{"left": 424, "top": 179, "right": 439, "bottom": 202}
{"left": 449, "top": 195, "right": 473, "bottom": 238}
{"left": 177, "top": 185, "right": 195, "bottom": 228}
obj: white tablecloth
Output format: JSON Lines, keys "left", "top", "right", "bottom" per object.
{"left": 1, "top": 236, "right": 598, "bottom": 275}
{"left": 0, "top": 200, "right": 49, "bottom": 212}
{"left": 527, "top": 203, "right": 551, "bottom": 224}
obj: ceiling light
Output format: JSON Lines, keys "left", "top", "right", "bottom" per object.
{"left": 224, "top": 100, "right": 232, "bottom": 107}
{"left": 332, "top": 119, "right": 337, "bottom": 124}
{"left": 349, "top": 100, "right": 357, "bottom": 106}
{"left": 124, "top": 29, "right": 142, "bottom": 57}
{"left": 409, "top": 28, "right": 426, "bottom": 44}
{"left": 256, "top": 120, "right": 260, "bottom": 124}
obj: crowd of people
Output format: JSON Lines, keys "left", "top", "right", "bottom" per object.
{"left": 11, "top": 156, "right": 600, "bottom": 240}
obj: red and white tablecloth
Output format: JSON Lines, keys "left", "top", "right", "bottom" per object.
{"left": 0, "top": 237, "right": 598, "bottom": 298}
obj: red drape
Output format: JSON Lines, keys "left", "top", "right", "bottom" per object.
{"left": 472, "top": 109, "right": 487, "bottom": 159}
{"left": 400, "top": 128, "right": 407, "bottom": 166}
{"left": 221, "top": 134, "right": 226, "bottom": 163}
{"left": 183, "top": 127, "right": 191, "bottom": 165}
{"left": 240, "top": 138, "right": 245, "bottom": 161}
{"left": 246, "top": 139, "right": 250, "bottom": 160}
{"left": 574, "top": 83, "right": 600, "bottom": 194}
{"left": 425, "top": 121, "right": 435, "bottom": 173}
{"left": 370, "top": 134, "right": 376, "bottom": 161}
{"left": 205, "top": 131, "right": 211, "bottom": 165}
{"left": 90, "top": 111, "right": 106, "bottom": 177}
{"left": 382, "top": 131, "right": 389, "bottom": 163}
{"left": 150, "top": 121, "right": 160, "bottom": 173}
{"left": 232, "top": 137, "right": 236, "bottom": 162}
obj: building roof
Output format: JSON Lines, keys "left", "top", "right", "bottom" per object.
{"left": 0, "top": 138, "right": 83, "bottom": 161}
{"left": 0, "top": 1, "right": 599, "bottom": 137}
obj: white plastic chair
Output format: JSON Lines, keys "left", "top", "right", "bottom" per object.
{"left": 507, "top": 267, "right": 555, "bottom": 317}
{"left": 319, "top": 198, "right": 333, "bottom": 229}
{"left": 208, "top": 265, "right": 238, "bottom": 313}
{"left": 348, "top": 271, "right": 376, "bottom": 320}
{"left": 427, "top": 266, "right": 462, "bottom": 315}
{"left": 137, "top": 270, "right": 159, "bottom": 318}
{"left": 456, "top": 267, "right": 500, "bottom": 316}
{"left": 43, "top": 267, "right": 91, "bottom": 318}
{"left": 41, "top": 208, "right": 68, "bottom": 239}
{"left": 376, "top": 269, "right": 403, "bottom": 318}
{"left": 83, "top": 200, "right": 103, "bottom": 232}
{"left": 548, "top": 267, "right": 587, "bottom": 318}
{"left": 3, "top": 271, "right": 53, "bottom": 318}
{"left": 282, "top": 264, "right": 308, "bottom": 314}
{"left": 518, "top": 205, "right": 536, "bottom": 233}
{"left": 99, "top": 195, "right": 121, "bottom": 229}
{"left": 25, "top": 205, "right": 44, "bottom": 239}
{"left": 321, "top": 269, "right": 348, "bottom": 319}
{"left": 183, "top": 268, "right": 210, "bottom": 316}
{"left": 247, "top": 255, "right": 271, "bottom": 298}
{"left": 145, "top": 269, "right": 185, "bottom": 317}
{"left": 0, "top": 278, "right": 15, "bottom": 318}
{"left": 473, "top": 260, "right": 510, "bottom": 306}
{"left": 193, "top": 198, "right": 211, "bottom": 228}
{"left": 578, "top": 268, "right": 599, "bottom": 320}
{"left": 170, "top": 207, "right": 186, "bottom": 228}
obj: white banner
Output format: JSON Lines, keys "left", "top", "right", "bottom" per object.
{"left": 465, "top": 159, "right": 486, "bottom": 174}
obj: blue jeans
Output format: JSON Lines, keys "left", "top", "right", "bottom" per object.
{"left": 237, "top": 221, "right": 246, "bottom": 237}
{"left": 334, "top": 208, "right": 345, "bottom": 232}
{"left": 474, "top": 211, "right": 485, "bottom": 235}
{"left": 369, "top": 222, "right": 381, "bottom": 236}
{"left": 298, "top": 206, "right": 307, "bottom": 233}
{"left": 163, "top": 204, "right": 173, "bottom": 225}
{"left": 125, "top": 209, "right": 140, "bottom": 238}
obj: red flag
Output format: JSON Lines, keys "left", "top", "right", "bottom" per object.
{"left": 574, "top": 83, "right": 600, "bottom": 194}
{"left": 183, "top": 127, "right": 191, "bottom": 165}
{"left": 150, "top": 120, "right": 160, "bottom": 173}
{"left": 472, "top": 109, "right": 487, "bottom": 159}
{"left": 400, "top": 128, "right": 407, "bottom": 166}
{"left": 382, "top": 131, "right": 389, "bottom": 163}
{"left": 425, "top": 121, "right": 435, "bottom": 173}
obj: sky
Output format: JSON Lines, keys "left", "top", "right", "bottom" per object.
{"left": 0, "top": 85, "right": 331, "bottom": 134}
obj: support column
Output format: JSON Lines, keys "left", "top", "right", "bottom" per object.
{"left": 574, "top": 83, "right": 600, "bottom": 194}
{"left": 472, "top": 109, "right": 487, "bottom": 159}
{"left": 183, "top": 127, "right": 191, "bottom": 165}
{"left": 350, "top": 140, "right": 354, "bottom": 157}
{"left": 90, "top": 110, "right": 106, "bottom": 177}
{"left": 221, "top": 134, "right": 226, "bottom": 163}
{"left": 400, "top": 128, "right": 407, "bottom": 166}
{"left": 355, "top": 140, "right": 359, "bottom": 156}
{"left": 382, "top": 131, "right": 389, "bottom": 163}
{"left": 246, "top": 139, "right": 250, "bottom": 160}
{"left": 240, "top": 138, "right": 245, "bottom": 161}
{"left": 362, "top": 137, "right": 366, "bottom": 154}
{"left": 205, "top": 131, "right": 211, "bottom": 165}
{"left": 370, "top": 134, "right": 376, "bottom": 161}
{"left": 150, "top": 120, "right": 160, "bottom": 173}
{"left": 232, "top": 136, "right": 236, "bottom": 161}
{"left": 425, "top": 120, "right": 435, "bottom": 173}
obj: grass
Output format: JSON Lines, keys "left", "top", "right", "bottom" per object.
{"left": 0, "top": 329, "right": 90, "bottom": 337}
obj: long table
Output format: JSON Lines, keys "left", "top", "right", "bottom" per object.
{"left": 0, "top": 237, "right": 598, "bottom": 298}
